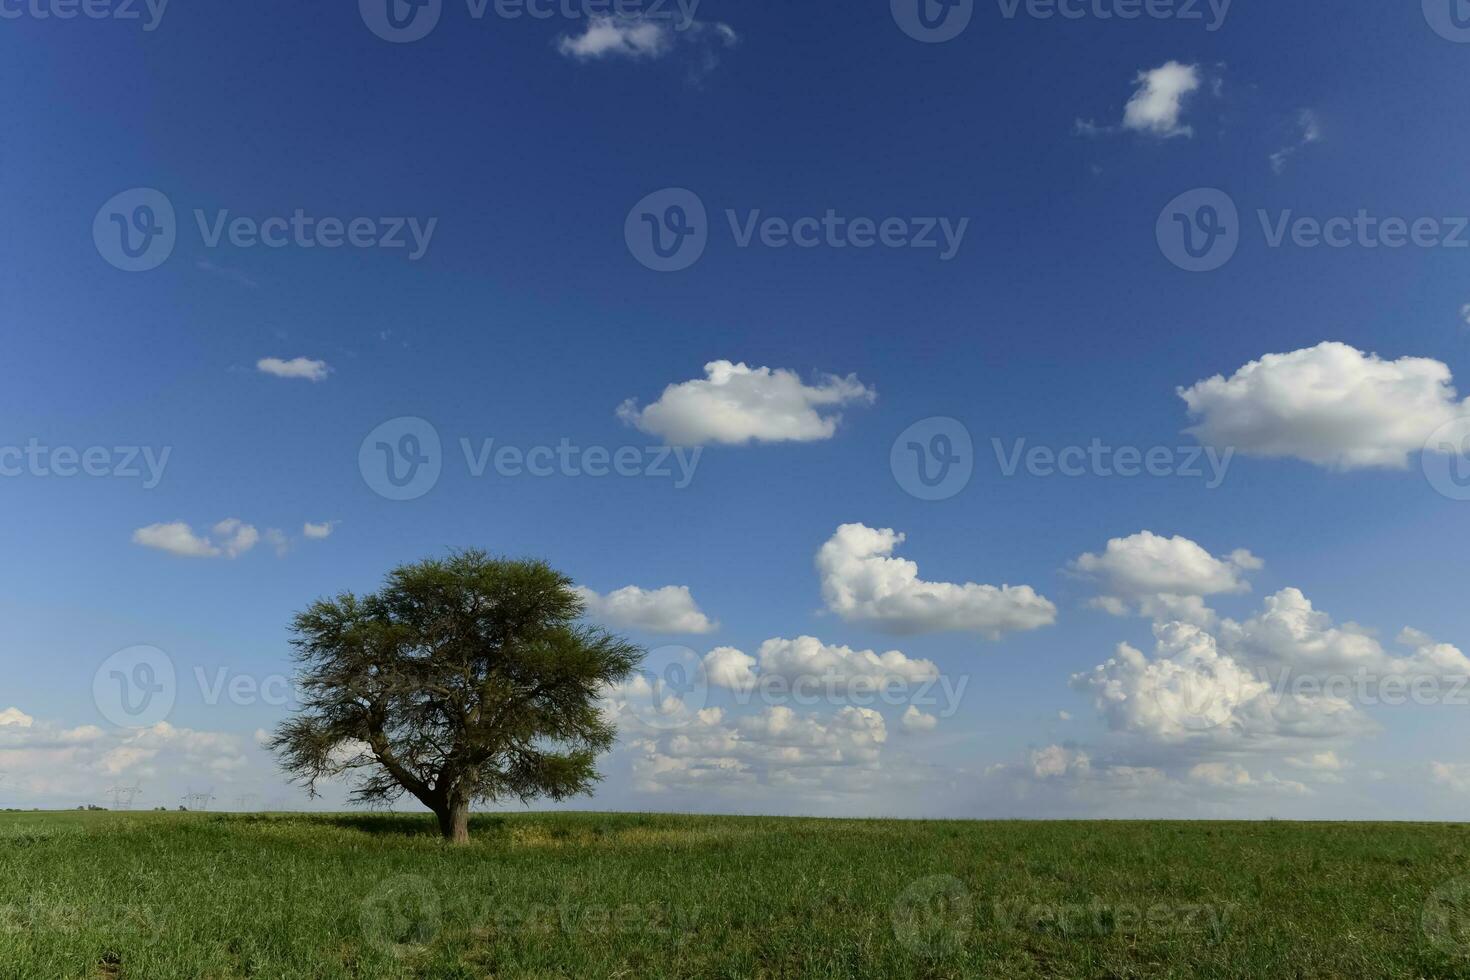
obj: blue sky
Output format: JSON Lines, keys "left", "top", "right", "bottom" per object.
{"left": 3, "top": 0, "right": 1470, "bottom": 817}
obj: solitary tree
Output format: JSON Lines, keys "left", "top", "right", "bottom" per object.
{"left": 269, "top": 551, "right": 641, "bottom": 843}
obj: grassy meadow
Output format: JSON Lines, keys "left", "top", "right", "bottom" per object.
{"left": 3, "top": 810, "right": 1470, "bottom": 978}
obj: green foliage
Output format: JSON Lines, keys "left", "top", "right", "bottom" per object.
{"left": 269, "top": 551, "right": 641, "bottom": 839}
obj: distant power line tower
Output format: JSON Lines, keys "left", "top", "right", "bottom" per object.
{"left": 106, "top": 782, "right": 143, "bottom": 810}
{"left": 181, "top": 788, "right": 215, "bottom": 811}
{"left": 233, "top": 793, "right": 258, "bottom": 812}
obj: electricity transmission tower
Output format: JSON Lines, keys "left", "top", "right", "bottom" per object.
{"left": 181, "top": 788, "right": 215, "bottom": 810}
{"left": 106, "top": 782, "right": 143, "bottom": 810}
{"left": 232, "top": 793, "right": 258, "bottom": 812}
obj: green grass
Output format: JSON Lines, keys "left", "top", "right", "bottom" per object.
{"left": 3, "top": 810, "right": 1470, "bottom": 978}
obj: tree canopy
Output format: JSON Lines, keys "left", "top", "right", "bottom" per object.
{"left": 269, "top": 550, "right": 641, "bottom": 842}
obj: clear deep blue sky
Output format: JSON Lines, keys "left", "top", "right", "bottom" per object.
{"left": 3, "top": 0, "right": 1469, "bottom": 817}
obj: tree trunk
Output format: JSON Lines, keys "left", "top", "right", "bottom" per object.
{"left": 436, "top": 801, "right": 471, "bottom": 844}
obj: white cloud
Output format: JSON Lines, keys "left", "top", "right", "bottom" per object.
{"left": 265, "top": 528, "right": 291, "bottom": 558}
{"left": 132, "top": 518, "right": 259, "bottom": 559}
{"left": 1072, "top": 623, "right": 1297, "bottom": 745}
{"left": 1431, "top": 762, "right": 1470, "bottom": 793}
{"left": 0, "top": 710, "right": 250, "bottom": 803}
{"left": 816, "top": 523, "right": 1056, "bottom": 638}
{"left": 900, "top": 705, "right": 937, "bottom": 734}
{"left": 257, "top": 357, "right": 329, "bottom": 382}
{"left": 559, "top": 15, "right": 669, "bottom": 58}
{"left": 302, "top": 521, "right": 335, "bottom": 540}
{"left": 1188, "top": 762, "right": 1309, "bottom": 795}
{"left": 1123, "top": 61, "right": 1202, "bottom": 137}
{"left": 1460, "top": 303, "right": 1470, "bottom": 329}
{"left": 618, "top": 361, "right": 875, "bottom": 446}
{"left": 575, "top": 584, "right": 718, "bottom": 635}
{"left": 1179, "top": 342, "right": 1467, "bottom": 470}
{"left": 1284, "top": 750, "right": 1347, "bottom": 772}
{"left": 1270, "top": 109, "right": 1323, "bottom": 174}
{"left": 702, "top": 635, "right": 939, "bottom": 693}
{"left": 1031, "top": 744, "right": 1091, "bottom": 779}
{"left": 557, "top": 15, "right": 738, "bottom": 69}
{"left": 0, "top": 707, "right": 35, "bottom": 728}
{"left": 1222, "top": 589, "right": 1470, "bottom": 679}
{"left": 1072, "top": 531, "right": 1259, "bottom": 626}
{"left": 702, "top": 646, "right": 759, "bottom": 691}
{"left": 627, "top": 704, "right": 891, "bottom": 795}
{"left": 210, "top": 519, "right": 260, "bottom": 558}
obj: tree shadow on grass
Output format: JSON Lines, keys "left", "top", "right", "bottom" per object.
{"left": 313, "top": 812, "right": 511, "bottom": 840}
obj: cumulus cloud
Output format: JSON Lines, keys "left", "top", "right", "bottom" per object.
{"left": 575, "top": 584, "right": 718, "bottom": 635}
{"left": 900, "top": 705, "right": 938, "bottom": 734}
{"left": 0, "top": 710, "right": 250, "bottom": 803}
{"left": 1222, "top": 589, "right": 1470, "bottom": 679}
{"left": 816, "top": 523, "right": 1056, "bottom": 638}
{"left": 1178, "top": 342, "right": 1468, "bottom": 470}
{"left": 257, "top": 357, "right": 329, "bottom": 382}
{"left": 1067, "top": 577, "right": 1469, "bottom": 795}
{"left": 132, "top": 518, "right": 259, "bottom": 559}
{"left": 1123, "top": 61, "right": 1202, "bottom": 136}
{"left": 1071, "top": 622, "right": 1308, "bottom": 746}
{"left": 625, "top": 704, "right": 890, "bottom": 795}
{"left": 701, "top": 635, "right": 940, "bottom": 694}
{"left": 302, "top": 521, "right": 336, "bottom": 540}
{"left": 1077, "top": 61, "right": 1205, "bottom": 139}
{"left": 1072, "top": 531, "right": 1260, "bottom": 627}
{"left": 618, "top": 361, "right": 875, "bottom": 446}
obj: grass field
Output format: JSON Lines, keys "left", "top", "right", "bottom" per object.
{"left": 3, "top": 810, "right": 1470, "bottom": 978}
